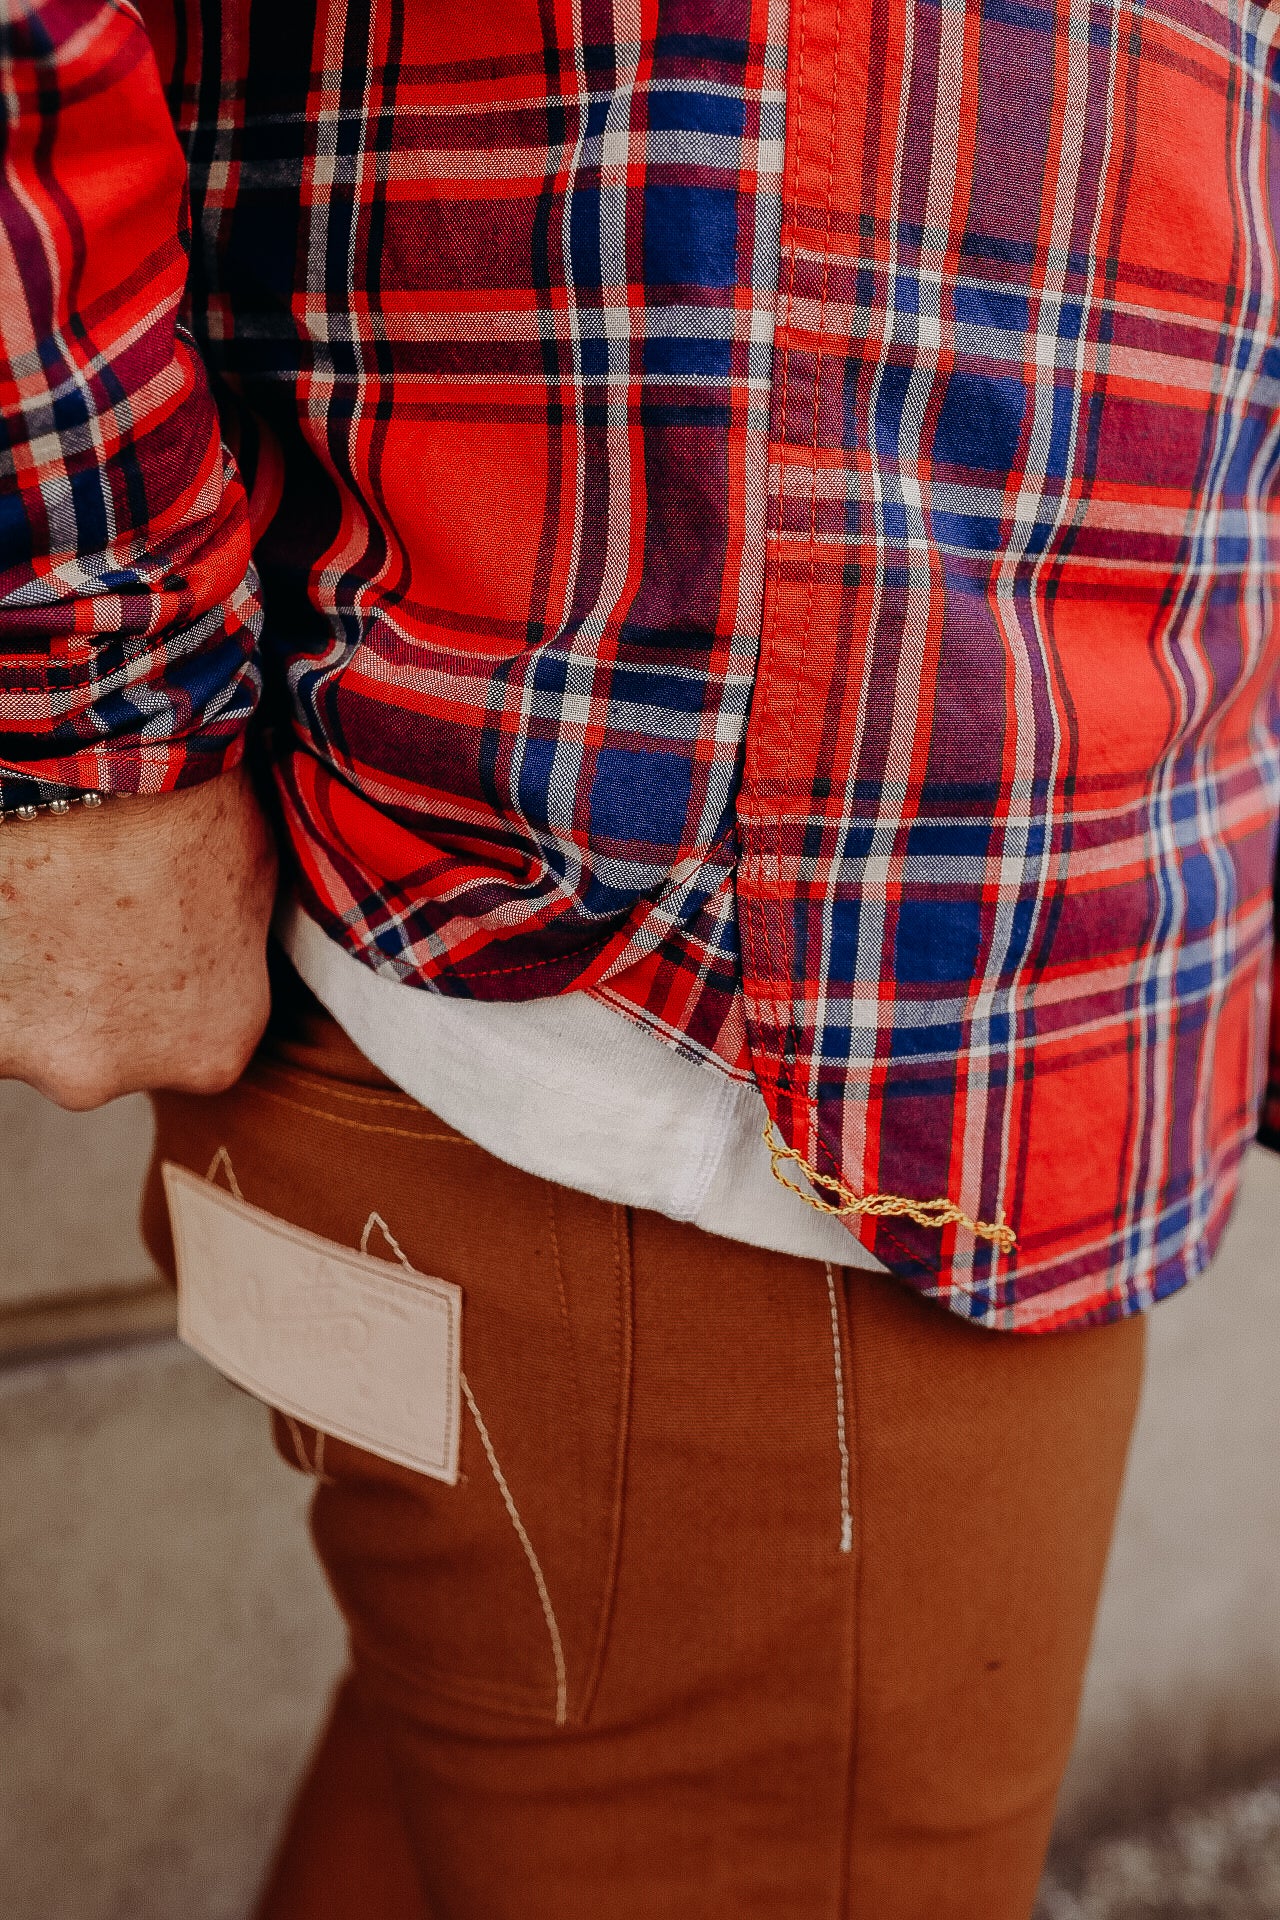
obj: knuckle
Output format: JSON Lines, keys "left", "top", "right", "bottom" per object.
{"left": 183, "top": 1059, "right": 241, "bottom": 1097}
{"left": 40, "top": 1062, "right": 117, "bottom": 1111}
{"left": 180, "top": 1029, "right": 257, "bottom": 1096}
{"left": 33, "top": 1020, "right": 144, "bottom": 1109}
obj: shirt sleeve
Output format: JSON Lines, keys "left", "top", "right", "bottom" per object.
{"left": 0, "top": 0, "right": 261, "bottom": 809}
{"left": 1262, "top": 857, "right": 1280, "bottom": 1154}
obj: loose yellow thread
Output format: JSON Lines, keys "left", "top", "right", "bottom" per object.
{"left": 764, "top": 1122, "right": 1017, "bottom": 1252}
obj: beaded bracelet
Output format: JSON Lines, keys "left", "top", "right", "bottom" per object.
{"left": 0, "top": 791, "right": 110, "bottom": 826}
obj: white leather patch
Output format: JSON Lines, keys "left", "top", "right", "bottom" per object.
{"left": 163, "top": 1162, "right": 462, "bottom": 1483}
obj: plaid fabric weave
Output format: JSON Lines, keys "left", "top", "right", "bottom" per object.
{"left": 0, "top": 0, "right": 261, "bottom": 802}
{"left": 177, "top": 0, "right": 786, "bottom": 1079}
{"left": 740, "top": 0, "right": 1280, "bottom": 1323}
{"left": 2, "top": 0, "right": 1278, "bottom": 1328}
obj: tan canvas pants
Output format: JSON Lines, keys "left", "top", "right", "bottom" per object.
{"left": 143, "top": 964, "right": 1145, "bottom": 1920}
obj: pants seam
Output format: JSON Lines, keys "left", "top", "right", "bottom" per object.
{"left": 547, "top": 1187, "right": 588, "bottom": 1721}
{"left": 838, "top": 1266, "right": 864, "bottom": 1917}
{"left": 575, "top": 1201, "right": 635, "bottom": 1728}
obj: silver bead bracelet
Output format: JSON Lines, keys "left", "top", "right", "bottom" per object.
{"left": 0, "top": 791, "right": 109, "bottom": 826}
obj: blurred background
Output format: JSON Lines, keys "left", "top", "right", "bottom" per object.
{"left": 0, "top": 1082, "right": 1277, "bottom": 1920}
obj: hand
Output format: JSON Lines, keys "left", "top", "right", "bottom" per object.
{"left": 0, "top": 765, "right": 278, "bottom": 1109}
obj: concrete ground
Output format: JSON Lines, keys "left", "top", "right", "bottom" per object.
{"left": 0, "top": 1084, "right": 1277, "bottom": 1916}
{"left": 0, "top": 1083, "right": 156, "bottom": 1300}
{"left": 0, "top": 1343, "right": 339, "bottom": 1920}
{"left": 1037, "top": 1777, "right": 1280, "bottom": 1919}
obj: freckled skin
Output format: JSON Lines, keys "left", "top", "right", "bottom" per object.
{"left": 0, "top": 766, "right": 277, "bottom": 1110}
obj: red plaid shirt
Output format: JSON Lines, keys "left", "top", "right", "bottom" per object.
{"left": 3, "top": 0, "right": 1278, "bottom": 1329}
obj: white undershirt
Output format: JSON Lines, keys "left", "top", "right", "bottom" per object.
{"left": 281, "top": 898, "right": 883, "bottom": 1270}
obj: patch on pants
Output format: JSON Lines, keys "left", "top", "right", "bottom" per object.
{"left": 163, "top": 1160, "right": 462, "bottom": 1483}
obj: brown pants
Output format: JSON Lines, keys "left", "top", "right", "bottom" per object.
{"left": 143, "top": 973, "right": 1145, "bottom": 1920}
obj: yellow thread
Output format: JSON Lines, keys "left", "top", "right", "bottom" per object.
{"left": 205, "top": 1146, "right": 245, "bottom": 1203}
{"left": 823, "top": 1264, "right": 854, "bottom": 1555}
{"left": 361, "top": 1209, "right": 569, "bottom": 1726}
{"left": 764, "top": 1122, "right": 1016, "bottom": 1253}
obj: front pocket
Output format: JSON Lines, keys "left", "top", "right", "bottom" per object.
{"left": 147, "top": 1057, "right": 634, "bottom": 1735}
{"left": 304, "top": 1178, "right": 634, "bottom": 1734}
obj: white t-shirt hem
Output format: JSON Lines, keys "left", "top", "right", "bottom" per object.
{"left": 279, "top": 899, "right": 883, "bottom": 1272}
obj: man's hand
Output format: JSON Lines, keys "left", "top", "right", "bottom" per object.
{"left": 0, "top": 766, "right": 278, "bottom": 1110}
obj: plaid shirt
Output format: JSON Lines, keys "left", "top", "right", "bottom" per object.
{"left": 3, "top": 0, "right": 1278, "bottom": 1330}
